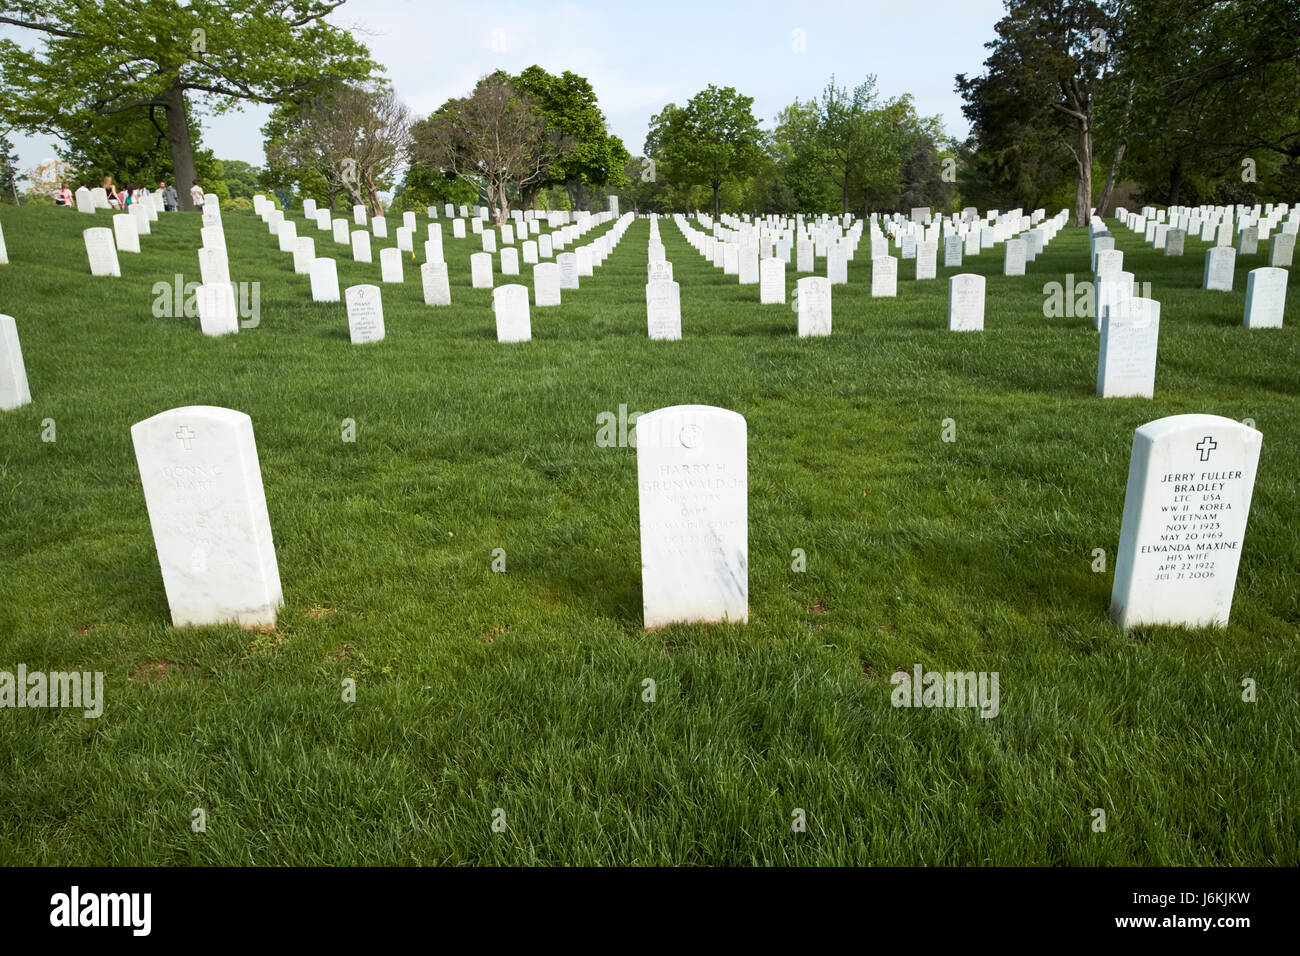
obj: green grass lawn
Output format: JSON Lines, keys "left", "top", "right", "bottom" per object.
{"left": 0, "top": 202, "right": 1296, "bottom": 865}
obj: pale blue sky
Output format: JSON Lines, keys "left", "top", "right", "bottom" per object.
{"left": 5, "top": 0, "right": 1007, "bottom": 174}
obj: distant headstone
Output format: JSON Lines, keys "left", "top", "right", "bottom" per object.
{"left": 1164, "top": 228, "right": 1186, "bottom": 256}
{"left": 1243, "top": 267, "right": 1287, "bottom": 329}
{"left": 293, "top": 236, "right": 315, "bottom": 275}
{"left": 794, "top": 276, "right": 831, "bottom": 337}
{"left": 915, "top": 240, "right": 937, "bottom": 280}
{"left": 75, "top": 187, "right": 95, "bottom": 214}
{"left": 557, "top": 252, "right": 579, "bottom": 289}
{"left": 470, "top": 252, "right": 493, "bottom": 289}
{"left": 344, "top": 284, "right": 385, "bottom": 344}
{"left": 522, "top": 240, "right": 538, "bottom": 264}
{"left": 1110, "top": 414, "right": 1262, "bottom": 629}
{"left": 1268, "top": 232, "right": 1295, "bottom": 268}
{"left": 1003, "top": 238, "right": 1027, "bottom": 276}
{"left": 538, "top": 233, "right": 553, "bottom": 258}
{"left": 534, "top": 262, "right": 561, "bottom": 306}
{"left": 0, "top": 315, "right": 32, "bottom": 411}
{"left": 131, "top": 406, "right": 283, "bottom": 629}
{"left": 371, "top": 216, "right": 388, "bottom": 239}
{"left": 196, "top": 282, "right": 239, "bottom": 337}
{"left": 492, "top": 284, "right": 531, "bottom": 343}
{"left": 83, "top": 227, "right": 121, "bottom": 277}
{"left": 198, "top": 246, "right": 230, "bottom": 286}
{"left": 352, "top": 204, "right": 366, "bottom": 226}
{"left": 1203, "top": 247, "right": 1236, "bottom": 291}
{"left": 636, "top": 405, "right": 748, "bottom": 629}
{"left": 646, "top": 280, "right": 681, "bottom": 340}
{"left": 420, "top": 261, "right": 451, "bottom": 306}
{"left": 943, "top": 235, "right": 963, "bottom": 268}
{"left": 379, "top": 247, "right": 404, "bottom": 283}
{"left": 1098, "top": 297, "right": 1161, "bottom": 398}
{"left": 501, "top": 247, "right": 520, "bottom": 275}
{"left": 947, "top": 274, "right": 985, "bottom": 331}
{"left": 871, "top": 256, "right": 898, "bottom": 297}
{"left": 350, "top": 230, "right": 372, "bottom": 263}
{"left": 1236, "top": 226, "right": 1258, "bottom": 255}
{"left": 310, "top": 258, "right": 340, "bottom": 302}
{"left": 332, "top": 219, "right": 349, "bottom": 245}
{"left": 452, "top": 218, "right": 466, "bottom": 239}
{"left": 112, "top": 214, "right": 140, "bottom": 254}
{"left": 1095, "top": 248, "right": 1124, "bottom": 276}
{"left": 481, "top": 229, "right": 497, "bottom": 253}
{"left": 759, "top": 257, "right": 786, "bottom": 304}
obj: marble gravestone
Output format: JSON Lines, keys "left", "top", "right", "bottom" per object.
{"left": 309, "top": 257, "right": 340, "bottom": 302}
{"left": 1, "top": 315, "right": 33, "bottom": 411}
{"left": 576, "top": 246, "right": 594, "bottom": 278}
{"left": 557, "top": 252, "right": 579, "bottom": 290}
{"left": 539, "top": 233, "right": 553, "bottom": 258}
{"left": 332, "top": 219, "right": 350, "bottom": 245}
{"left": 492, "top": 284, "right": 531, "bottom": 343}
{"left": 871, "top": 256, "right": 898, "bottom": 297}
{"left": 1095, "top": 249, "right": 1123, "bottom": 277}
{"left": 501, "top": 247, "right": 520, "bottom": 276}
{"left": 914, "top": 240, "right": 938, "bottom": 280}
{"left": 636, "top": 405, "right": 748, "bottom": 629}
{"left": 1098, "top": 297, "right": 1161, "bottom": 398}
{"left": 425, "top": 231, "right": 444, "bottom": 263}
{"left": 350, "top": 230, "right": 373, "bottom": 263}
{"left": 421, "top": 261, "right": 451, "bottom": 306}
{"left": 522, "top": 240, "right": 538, "bottom": 264}
{"left": 293, "top": 236, "right": 316, "bottom": 275}
{"left": 1203, "top": 247, "right": 1236, "bottom": 291}
{"left": 794, "top": 276, "right": 831, "bottom": 337}
{"left": 470, "top": 252, "right": 493, "bottom": 289}
{"left": 0, "top": 222, "right": 6, "bottom": 265}
{"left": 112, "top": 214, "right": 140, "bottom": 254}
{"left": 646, "top": 280, "right": 681, "bottom": 340}
{"left": 371, "top": 216, "right": 388, "bottom": 239}
{"left": 1110, "top": 414, "right": 1262, "bottom": 629}
{"left": 759, "top": 257, "right": 786, "bottom": 304}
{"left": 1164, "top": 228, "right": 1186, "bottom": 257}
{"left": 943, "top": 235, "right": 963, "bottom": 268}
{"left": 344, "top": 284, "right": 385, "bottom": 344}
{"left": 198, "top": 247, "right": 230, "bottom": 286}
{"left": 196, "top": 283, "right": 239, "bottom": 337}
{"left": 75, "top": 186, "right": 95, "bottom": 214}
{"left": 83, "top": 228, "right": 121, "bottom": 277}
{"left": 379, "top": 247, "right": 404, "bottom": 283}
{"left": 947, "top": 274, "right": 985, "bottom": 331}
{"left": 1268, "top": 232, "right": 1295, "bottom": 268}
{"left": 130, "top": 406, "right": 283, "bottom": 629}
{"left": 739, "top": 247, "right": 760, "bottom": 285}
{"left": 316, "top": 209, "right": 332, "bottom": 232}
{"left": 481, "top": 229, "right": 497, "bottom": 254}
{"left": 352, "top": 204, "right": 367, "bottom": 226}
{"left": 452, "top": 218, "right": 466, "bottom": 239}
{"left": 534, "top": 262, "right": 561, "bottom": 307}
{"left": 276, "top": 219, "right": 298, "bottom": 253}
{"left": 1003, "top": 238, "right": 1027, "bottom": 276}
{"left": 1243, "top": 267, "right": 1287, "bottom": 329}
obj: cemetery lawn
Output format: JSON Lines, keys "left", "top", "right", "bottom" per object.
{"left": 1, "top": 205, "right": 1297, "bottom": 867}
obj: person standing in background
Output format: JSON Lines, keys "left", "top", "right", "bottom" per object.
{"left": 161, "top": 181, "right": 179, "bottom": 212}
{"left": 189, "top": 180, "right": 204, "bottom": 208}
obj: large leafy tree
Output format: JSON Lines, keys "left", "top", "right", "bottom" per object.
{"left": 410, "top": 74, "right": 561, "bottom": 224}
{"left": 0, "top": 0, "right": 377, "bottom": 210}
{"left": 511, "top": 66, "right": 629, "bottom": 210}
{"left": 957, "top": 0, "right": 1116, "bottom": 225}
{"left": 649, "top": 85, "right": 765, "bottom": 217}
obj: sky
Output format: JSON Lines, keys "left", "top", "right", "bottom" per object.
{"left": 4, "top": 0, "right": 1007, "bottom": 175}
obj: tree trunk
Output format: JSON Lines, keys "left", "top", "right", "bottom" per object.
{"left": 712, "top": 181, "right": 720, "bottom": 218}
{"left": 1094, "top": 140, "right": 1127, "bottom": 218}
{"left": 842, "top": 173, "right": 849, "bottom": 215}
{"left": 1168, "top": 160, "right": 1183, "bottom": 207}
{"left": 363, "top": 171, "right": 382, "bottom": 217}
{"left": 1073, "top": 119, "right": 1093, "bottom": 227}
{"left": 160, "top": 84, "right": 198, "bottom": 211}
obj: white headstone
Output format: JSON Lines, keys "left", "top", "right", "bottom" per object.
{"left": 1003, "top": 238, "right": 1027, "bottom": 276}
{"left": 310, "top": 258, "right": 340, "bottom": 302}
{"left": 1203, "top": 247, "right": 1236, "bottom": 291}
{"left": 1268, "top": 233, "right": 1295, "bottom": 268}
{"left": 646, "top": 280, "right": 681, "bottom": 340}
{"left": 332, "top": 219, "right": 350, "bottom": 245}
{"left": 83, "top": 228, "right": 121, "bottom": 277}
{"left": 557, "top": 252, "right": 579, "bottom": 289}
{"left": 915, "top": 240, "right": 937, "bottom": 280}
{"left": 0, "top": 315, "right": 32, "bottom": 410}
{"left": 1098, "top": 297, "right": 1161, "bottom": 398}
{"left": 871, "top": 256, "right": 898, "bottom": 297}
{"left": 1242, "top": 267, "right": 1287, "bottom": 329}
{"left": 131, "top": 406, "right": 283, "bottom": 628}
{"left": 352, "top": 204, "right": 367, "bottom": 226}
{"left": 794, "top": 276, "right": 831, "bottom": 337}
{"left": 500, "top": 247, "right": 520, "bottom": 276}
{"left": 470, "top": 252, "right": 493, "bottom": 289}
{"left": 196, "top": 282, "right": 239, "bottom": 337}
{"left": 344, "top": 284, "right": 385, "bottom": 344}
{"left": 350, "top": 230, "right": 372, "bottom": 263}
{"left": 293, "top": 236, "right": 315, "bottom": 275}
{"left": 534, "top": 262, "right": 561, "bottom": 307}
{"left": 943, "top": 235, "right": 963, "bottom": 268}
{"left": 371, "top": 215, "right": 388, "bottom": 240}
{"left": 759, "top": 258, "right": 786, "bottom": 304}
{"left": 538, "top": 233, "right": 553, "bottom": 258}
{"left": 452, "top": 218, "right": 466, "bottom": 239}
{"left": 493, "top": 284, "right": 531, "bottom": 343}
{"left": 947, "top": 274, "right": 985, "bottom": 331}
{"left": 75, "top": 187, "right": 95, "bottom": 214}
{"left": 636, "top": 405, "right": 748, "bottom": 629}
{"left": 379, "top": 247, "right": 404, "bottom": 283}
{"left": 522, "top": 240, "right": 539, "bottom": 264}
{"left": 420, "top": 261, "right": 451, "bottom": 306}
{"left": 112, "top": 213, "right": 140, "bottom": 254}
{"left": 1110, "top": 414, "right": 1262, "bottom": 629}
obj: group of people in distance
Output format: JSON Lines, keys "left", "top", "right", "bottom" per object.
{"left": 53, "top": 176, "right": 205, "bottom": 212}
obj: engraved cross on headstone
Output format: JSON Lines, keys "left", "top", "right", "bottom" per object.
{"left": 175, "top": 425, "right": 197, "bottom": 450}
{"left": 1196, "top": 436, "right": 1217, "bottom": 461}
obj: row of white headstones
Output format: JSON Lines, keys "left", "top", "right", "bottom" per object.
{"left": 0, "top": 198, "right": 1284, "bottom": 632}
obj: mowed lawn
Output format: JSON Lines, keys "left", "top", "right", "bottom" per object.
{"left": 0, "top": 202, "right": 1296, "bottom": 866}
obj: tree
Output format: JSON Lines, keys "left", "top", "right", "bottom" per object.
{"left": 410, "top": 74, "right": 560, "bottom": 225}
{"left": 957, "top": 0, "right": 1115, "bottom": 225}
{"left": 511, "top": 66, "right": 629, "bottom": 210}
{"left": 0, "top": 130, "right": 22, "bottom": 202}
{"left": 649, "top": 85, "right": 765, "bottom": 217}
{"left": 0, "top": 0, "right": 376, "bottom": 210}
{"left": 264, "top": 83, "right": 410, "bottom": 215}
